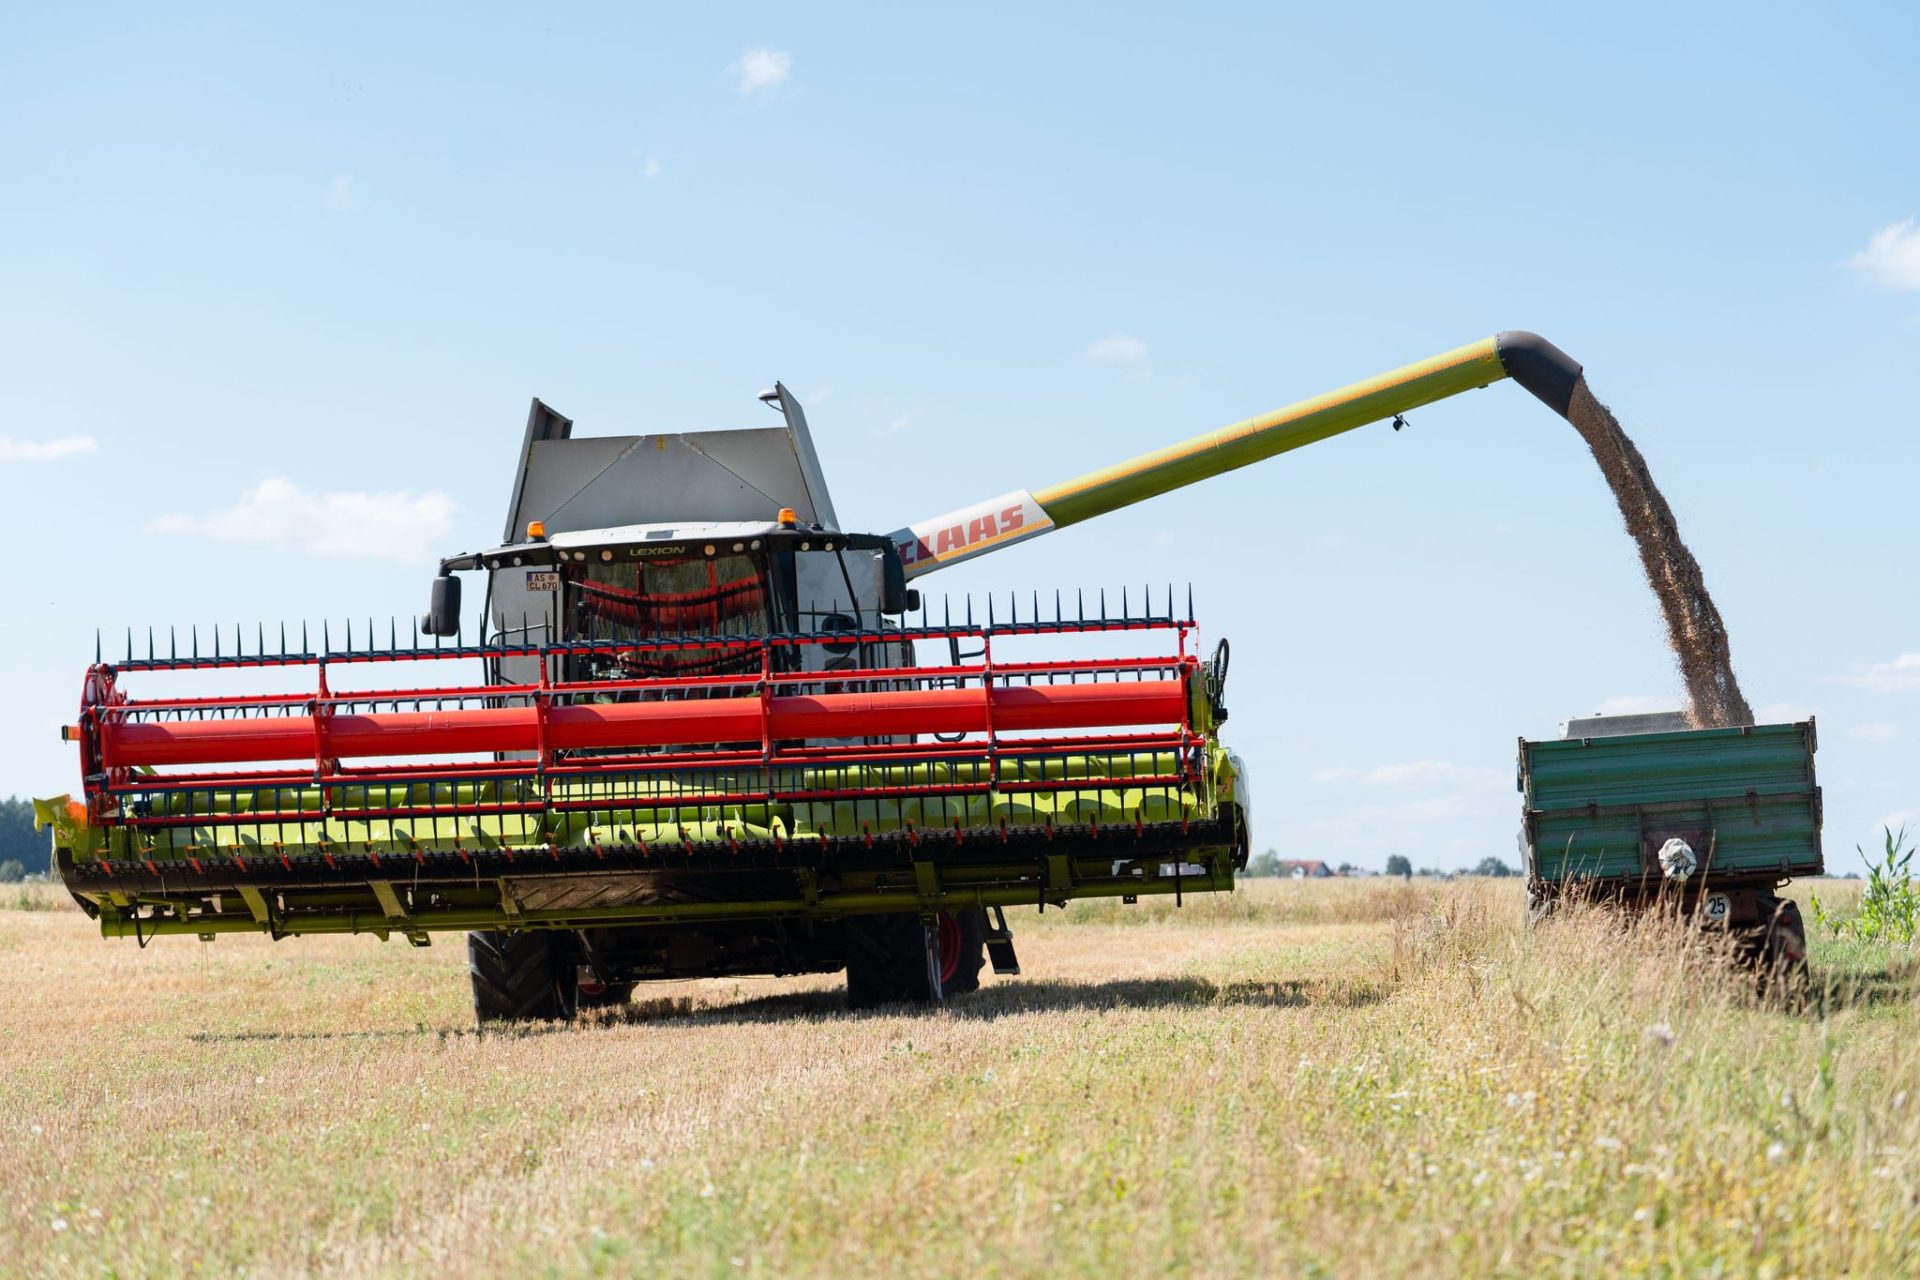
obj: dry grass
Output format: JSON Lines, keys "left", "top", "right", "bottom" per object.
{"left": 2, "top": 877, "right": 1915, "bottom": 1277}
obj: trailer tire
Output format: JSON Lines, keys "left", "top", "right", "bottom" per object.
{"left": 845, "top": 909, "right": 985, "bottom": 1009}
{"left": 468, "top": 929, "right": 580, "bottom": 1025}
{"left": 1757, "top": 894, "right": 1810, "bottom": 989}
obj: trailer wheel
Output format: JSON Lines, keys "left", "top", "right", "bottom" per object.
{"left": 468, "top": 929, "right": 580, "bottom": 1025}
{"left": 845, "top": 909, "right": 985, "bottom": 1009}
{"left": 1757, "top": 895, "right": 1810, "bottom": 990}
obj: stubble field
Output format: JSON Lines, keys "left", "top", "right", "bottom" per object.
{"left": 2, "top": 877, "right": 1916, "bottom": 1278}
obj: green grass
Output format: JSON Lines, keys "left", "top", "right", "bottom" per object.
{"left": 1, "top": 878, "right": 1915, "bottom": 1277}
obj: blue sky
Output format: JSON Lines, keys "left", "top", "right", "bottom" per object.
{"left": 2, "top": 3, "right": 1915, "bottom": 870}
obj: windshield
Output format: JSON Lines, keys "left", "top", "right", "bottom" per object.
{"left": 561, "top": 551, "right": 771, "bottom": 679}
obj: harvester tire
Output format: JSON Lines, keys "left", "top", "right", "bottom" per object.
{"left": 577, "top": 981, "right": 636, "bottom": 1012}
{"left": 468, "top": 929, "right": 580, "bottom": 1025}
{"left": 844, "top": 909, "right": 986, "bottom": 1009}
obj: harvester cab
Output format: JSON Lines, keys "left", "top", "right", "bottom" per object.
{"left": 45, "top": 331, "right": 1604, "bottom": 1024}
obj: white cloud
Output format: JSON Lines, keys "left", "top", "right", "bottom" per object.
{"left": 1847, "top": 219, "right": 1920, "bottom": 291}
{"left": 1406, "top": 795, "right": 1471, "bottom": 820}
{"left": 1365, "top": 759, "right": 1453, "bottom": 786}
{"left": 1362, "top": 759, "right": 1508, "bottom": 791}
{"left": 1084, "top": 334, "right": 1147, "bottom": 363}
{"left": 1754, "top": 701, "right": 1815, "bottom": 724}
{"left": 148, "top": 476, "right": 456, "bottom": 563}
{"left": 871, "top": 412, "right": 913, "bottom": 440}
{"left": 732, "top": 48, "right": 792, "bottom": 96}
{"left": 324, "top": 175, "right": 358, "bottom": 212}
{"left": 1848, "top": 721, "right": 1900, "bottom": 744}
{"left": 1592, "top": 694, "right": 1676, "bottom": 717}
{"left": 642, "top": 156, "right": 661, "bottom": 180}
{"left": 1836, "top": 652, "right": 1920, "bottom": 694}
{"left": 0, "top": 435, "right": 97, "bottom": 462}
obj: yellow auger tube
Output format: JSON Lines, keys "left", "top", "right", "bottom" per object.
{"left": 1033, "top": 336, "right": 1510, "bottom": 529}
{"left": 890, "top": 331, "right": 1579, "bottom": 573}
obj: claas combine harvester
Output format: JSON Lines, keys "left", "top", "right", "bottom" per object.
{"left": 43, "top": 333, "right": 1593, "bottom": 1022}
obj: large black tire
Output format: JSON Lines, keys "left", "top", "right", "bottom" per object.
{"left": 468, "top": 929, "right": 580, "bottom": 1025}
{"left": 845, "top": 909, "right": 985, "bottom": 1010}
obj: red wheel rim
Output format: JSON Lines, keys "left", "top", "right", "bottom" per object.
{"left": 936, "top": 911, "right": 962, "bottom": 986}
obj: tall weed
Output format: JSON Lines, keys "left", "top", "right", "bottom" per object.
{"left": 1811, "top": 825, "right": 1918, "bottom": 944}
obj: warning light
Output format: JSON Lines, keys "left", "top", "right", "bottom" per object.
{"left": 777, "top": 508, "right": 797, "bottom": 527}
{"left": 526, "top": 520, "right": 547, "bottom": 540}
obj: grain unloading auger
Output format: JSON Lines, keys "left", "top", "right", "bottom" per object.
{"left": 43, "top": 332, "right": 1583, "bottom": 1019}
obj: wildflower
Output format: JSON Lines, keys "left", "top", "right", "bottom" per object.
{"left": 1595, "top": 1136, "right": 1622, "bottom": 1151}
{"left": 1643, "top": 1023, "right": 1676, "bottom": 1048}
{"left": 254, "top": 1076, "right": 265, "bottom": 1085}
{"left": 1767, "top": 1142, "right": 1786, "bottom": 1163}
{"left": 29, "top": 1124, "right": 42, "bottom": 1135}
{"left": 1633, "top": 1207, "right": 1651, "bottom": 1223}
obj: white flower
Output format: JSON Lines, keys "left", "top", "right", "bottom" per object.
{"left": 1767, "top": 1141, "right": 1786, "bottom": 1163}
{"left": 1643, "top": 1023, "right": 1676, "bottom": 1048}
{"left": 51, "top": 1219, "right": 69, "bottom": 1232}
{"left": 1595, "top": 1135, "right": 1623, "bottom": 1151}
{"left": 1633, "top": 1207, "right": 1651, "bottom": 1223}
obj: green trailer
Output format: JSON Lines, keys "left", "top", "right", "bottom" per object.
{"left": 1518, "top": 713, "right": 1821, "bottom": 964}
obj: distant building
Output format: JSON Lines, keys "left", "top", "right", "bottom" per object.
{"left": 1278, "top": 859, "right": 1334, "bottom": 879}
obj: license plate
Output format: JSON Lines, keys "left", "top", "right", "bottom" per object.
{"left": 525, "top": 572, "right": 560, "bottom": 592}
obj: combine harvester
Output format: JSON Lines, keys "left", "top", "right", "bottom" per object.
{"left": 41, "top": 332, "right": 1816, "bottom": 1020}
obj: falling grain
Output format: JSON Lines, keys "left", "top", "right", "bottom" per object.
{"left": 1565, "top": 376, "right": 1753, "bottom": 728}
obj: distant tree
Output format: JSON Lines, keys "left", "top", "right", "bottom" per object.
{"left": 1247, "top": 849, "right": 1282, "bottom": 878}
{"left": 1473, "top": 856, "right": 1516, "bottom": 878}
{"left": 1337, "top": 862, "right": 1355, "bottom": 876}
{"left": 1385, "top": 854, "right": 1413, "bottom": 879}
{"left": 0, "top": 860, "right": 23, "bottom": 883}
{"left": 0, "top": 800, "right": 47, "bottom": 877}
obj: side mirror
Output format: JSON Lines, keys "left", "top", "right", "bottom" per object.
{"left": 423, "top": 573, "right": 463, "bottom": 636}
{"left": 879, "top": 552, "right": 910, "bottom": 615}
